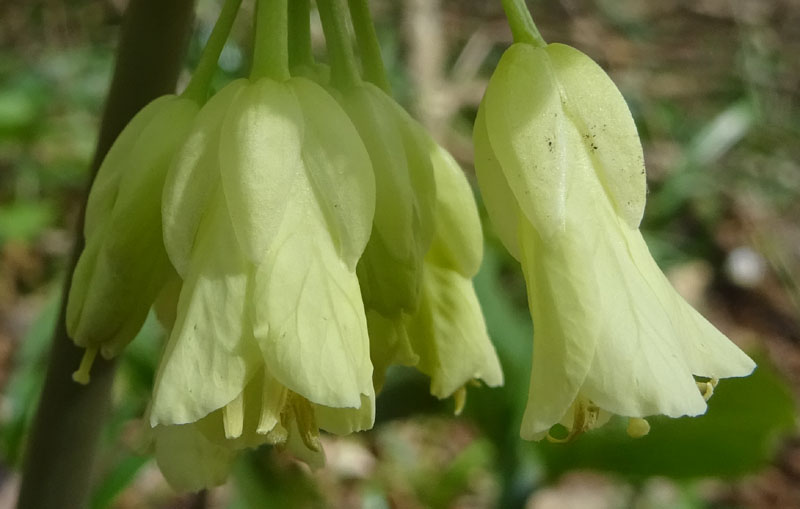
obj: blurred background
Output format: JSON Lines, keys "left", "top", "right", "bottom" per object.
{"left": 1, "top": 0, "right": 799, "bottom": 507}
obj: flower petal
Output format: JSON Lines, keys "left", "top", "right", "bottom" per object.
{"left": 344, "top": 84, "right": 436, "bottom": 314}
{"left": 426, "top": 141, "right": 483, "bottom": 277}
{"left": 518, "top": 216, "right": 600, "bottom": 439}
{"left": 150, "top": 195, "right": 260, "bottom": 426}
{"left": 483, "top": 43, "right": 568, "bottom": 240}
{"left": 68, "top": 97, "right": 197, "bottom": 355}
{"left": 625, "top": 228, "right": 756, "bottom": 379}
{"left": 219, "top": 79, "right": 305, "bottom": 262}
{"left": 407, "top": 264, "right": 504, "bottom": 399}
{"left": 153, "top": 422, "right": 236, "bottom": 491}
{"left": 162, "top": 79, "right": 247, "bottom": 276}
{"left": 315, "top": 392, "right": 375, "bottom": 435}
{"left": 252, "top": 194, "right": 372, "bottom": 408}
{"left": 367, "top": 309, "right": 418, "bottom": 391}
{"left": 473, "top": 106, "right": 521, "bottom": 259}
{"left": 290, "top": 77, "right": 376, "bottom": 268}
{"left": 545, "top": 43, "right": 647, "bottom": 229}
{"left": 84, "top": 95, "right": 175, "bottom": 239}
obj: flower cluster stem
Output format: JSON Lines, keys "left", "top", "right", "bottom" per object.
{"left": 347, "top": 0, "right": 391, "bottom": 92}
{"left": 16, "top": 1, "right": 196, "bottom": 508}
{"left": 251, "top": 0, "right": 290, "bottom": 81}
{"left": 500, "top": 0, "right": 546, "bottom": 47}
{"left": 288, "top": 0, "right": 314, "bottom": 68}
{"left": 317, "top": 0, "right": 361, "bottom": 89}
{"left": 182, "top": 0, "right": 243, "bottom": 103}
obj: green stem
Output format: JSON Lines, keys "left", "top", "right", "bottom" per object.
{"left": 500, "top": 0, "right": 546, "bottom": 47}
{"left": 251, "top": 0, "right": 289, "bottom": 81}
{"left": 182, "top": 0, "right": 243, "bottom": 103}
{"left": 347, "top": 0, "right": 390, "bottom": 92}
{"left": 16, "top": 1, "right": 196, "bottom": 508}
{"left": 317, "top": 0, "right": 361, "bottom": 89}
{"left": 288, "top": 0, "right": 314, "bottom": 68}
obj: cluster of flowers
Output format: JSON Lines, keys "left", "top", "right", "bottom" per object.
{"left": 67, "top": 0, "right": 502, "bottom": 489}
{"left": 66, "top": 0, "right": 754, "bottom": 490}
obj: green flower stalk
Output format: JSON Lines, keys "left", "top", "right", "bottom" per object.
{"left": 474, "top": 20, "right": 755, "bottom": 440}
{"left": 150, "top": 0, "right": 376, "bottom": 483}
{"left": 66, "top": 0, "right": 243, "bottom": 384}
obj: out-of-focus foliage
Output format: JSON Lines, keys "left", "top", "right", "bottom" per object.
{"left": 1, "top": 0, "right": 799, "bottom": 507}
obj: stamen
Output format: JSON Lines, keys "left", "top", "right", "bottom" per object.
{"left": 626, "top": 418, "right": 650, "bottom": 438}
{"left": 288, "top": 394, "right": 321, "bottom": 452}
{"left": 72, "top": 347, "right": 98, "bottom": 385}
{"left": 265, "top": 423, "right": 289, "bottom": 445}
{"left": 257, "top": 375, "right": 287, "bottom": 434}
{"left": 223, "top": 392, "right": 244, "bottom": 439}
{"left": 696, "top": 378, "right": 719, "bottom": 401}
{"left": 546, "top": 398, "right": 600, "bottom": 443}
{"left": 453, "top": 386, "right": 467, "bottom": 416}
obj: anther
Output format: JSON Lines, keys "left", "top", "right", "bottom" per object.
{"left": 223, "top": 392, "right": 244, "bottom": 439}
{"left": 453, "top": 386, "right": 467, "bottom": 416}
{"left": 696, "top": 378, "right": 719, "bottom": 401}
{"left": 626, "top": 418, "right": 650, "bottom": 438}
{"left": 72, "top": 347, "right": 98, "bottom": 385}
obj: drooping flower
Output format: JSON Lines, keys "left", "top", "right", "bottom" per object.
{"left": 339, "top": 82, "right": 437, "bottom": 317}
{"left": 308, "top": 0, "right": 502, "bottom": 407}
{"left": 151, "top": 68, "right": 376, "bottom": 481}
{"left": 67, "top": 95, "right": 198, "bottom": 382}
{"left": 400, "top": 142, "right": 504, "bottom": 406}
{"left": 363, "top": 135, "right": 503, "bottom": 407}
{"left": 66, "top": 0, "right": 242, "bottom": 382}
{"left": 474, "top": 41, "right": 755, "bottom": 440}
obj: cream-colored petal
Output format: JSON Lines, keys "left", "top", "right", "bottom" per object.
{"left": 575, "top": 210, "right": 708, "bottom": 419}
{"left": 150, "top": 195, "right": 260, "bottom": 426}
{"left": 162, "top": 79, "right": 247, "bottom": 276}
{"left": 473, "top": 106, "right": 521, "bottom": 259}
{"left": 407, "top": 264, "right": 503, "bottom": 399}
{"left": 153, "top": 422, "right": 236, "bottom": 492}
{"left": 545, "top": 43, "right": 647, "bottom": 229}
{"left": 290, "top": 77, "right": 375, "bottom": 269}
{"left": 344, "top": 84, "right": 436, "bottom": 314}
{"left": 315, "top": 392, "right": 375, "bottom": 435}
{"left": 518, "top": 213, "right": 601, "bottom": 439}
{"left": 252, "top": 193, "right": 372, "bottom": 409}
{"left": 624, "top": 224, "right": 755, "bottom": 379}
{"left": 483, "top": 43, "right": 568, "bottom": 240}
{"left": 219, "top": 78, "right": 305, "bottom": 262}
{"left": 426, "top": 141, "right": 483, "bottom": 277}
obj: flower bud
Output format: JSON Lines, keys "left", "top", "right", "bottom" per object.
{"left": 337, "top": 83, "right": 437, "bottom": 316}
{"left": 67, "top": 95, "right": 198, "bottom": 381}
